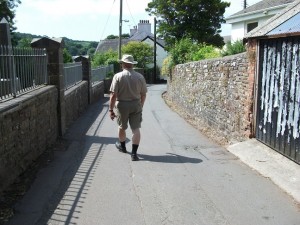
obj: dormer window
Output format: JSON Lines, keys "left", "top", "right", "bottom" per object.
{"left": 247, "top": 22, "right": 258, "bottom": 33}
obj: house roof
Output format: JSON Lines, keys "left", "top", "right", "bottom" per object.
{"left": 141, "top": 36, "right": 166, "bottom": 49}
{"left": 96, "top": 21, "right": 166, "bottom": 53}
{"left": 228, "top": 0, "right": 295, "bottom": 18}
{"left": 268, "top": 11, "right": 300, "bottom": 35}
{"left": 130, "top": 31, "right": 154, "bottom": 41}
{"left": 95, "top": 37, "right": 166, "bottom": 53}
{"left": 245, "top": 0, "right": 300, "bottom": 38}
{"left": 96, "top": 20, "right": 160, "bottom": 53}
{"left": 95, "top": 39, "right": 130, "bottom": 52}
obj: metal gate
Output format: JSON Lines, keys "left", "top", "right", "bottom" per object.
{"left": 256, "top": 37, "right": 300, "bottom": 164}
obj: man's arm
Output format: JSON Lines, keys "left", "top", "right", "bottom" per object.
{"left": 109, "top": 92, "right": 117, "bottom": 120}
{"left": 141, "top": 94, "right": 146, "bottom": 108}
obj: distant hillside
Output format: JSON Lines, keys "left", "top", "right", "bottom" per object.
{"left": 14, "top": 32, "right": 98, "bottom": 56}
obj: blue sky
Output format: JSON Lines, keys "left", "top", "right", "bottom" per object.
{"left": 14, "top": 0, "right": 261, "bottom": 42}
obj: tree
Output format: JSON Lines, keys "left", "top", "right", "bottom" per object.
{"left": 68, "top": 46, "right": 79, "bottom": 56}
{"left": 166, "top": 38, "right": 221, "bottom": 70}
{"left": 63, "top": 48, "right": 73, "bottom": 63}
{"left": 146, "top": 0, "right": 230, "bottom": 48}
{"left": 91, "top": 49, "right": 118, "bottom": 68}
{"left": 107, "top": 35, "right": 118, "bottom": 39}
{"left": 169, "top": 38, "right": 196, "bottom": 65}
{"left": 17, "top": 37, "right": 31, "bottom": 48}
{"left": 106, "top": 34, "right": 130, "bottom": 40}
{"left": 88, "top": 42, "right": 98, "bottom": 49}
{"left": 221, "top": 40, "right": 246, "bottom": 56}
{"left": 121, "top": 41, "right": 153, "bottom": 69}
{"left": 87, "top": 47, "right": 96, "bottom": 56}
{"left": 0, "top": 0, "right": 21, "bottom": 33}
{"left": 121, "top": 33, "right": 130, "bottom": 39}
{"left": 192, "top": 44, "right": 221, "bottom": 61}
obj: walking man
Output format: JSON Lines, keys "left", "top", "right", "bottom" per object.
{"left": 109, "top": 54, "right": 147, "bottom": 161}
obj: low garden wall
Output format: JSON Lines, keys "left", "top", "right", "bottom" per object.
{"left": 0, "top": 81, "right": 105, "bottom": 193}
{"left": 65, "top": 81, "right": 89, "bottom": 128}
{"left": 0, "top": 86, "right": 58, "bottom": 192}
{"left": 91, "top": 81, "right": 105, "bottom": 104}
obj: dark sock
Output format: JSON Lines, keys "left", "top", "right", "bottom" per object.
{"left": 132, "top": 144, "right": 139, "bottom": 155}
{"left": 121, "top": 141, "right": 126, "bottom": 149}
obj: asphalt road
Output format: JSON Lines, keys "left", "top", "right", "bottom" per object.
{"left": 7, "top": 84, "right": 300, "bottom": 225}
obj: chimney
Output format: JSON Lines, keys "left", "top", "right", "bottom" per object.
{"left": 137, "top": 20, "right": 151, "bottom": 34}
{"left": 130, "top": 25, "right": 137, "bottom": 37}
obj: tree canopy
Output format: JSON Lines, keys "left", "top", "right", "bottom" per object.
{"left": 0, "top": 0, "right": 21, "bottom": 45}
{"left": 92, "top": 49, "right": 118, "bottom": 68}
{"left": 0, "top": 0, "right": 21, "bottom": 31}
{"left": 106, "top": 34, "right": 130, "bottom": 40}
{"left": 146, "top": 0, "right": 230, "bottom": 48}
{"left": 91, "top": 41, "right": 154, "bottom": 71}
{"left": 122, "top": 41, "right": 153, "bottom": 69}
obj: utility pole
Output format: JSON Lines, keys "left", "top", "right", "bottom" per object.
{"left": 118, "top": 0, "right": 123, "bottom": 60}
{"left": 154, "top": 17, "right": 157, "bottom": 84}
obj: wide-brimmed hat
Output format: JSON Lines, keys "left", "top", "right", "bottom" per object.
{"left": 118, "top": 54, "right": 138, "bottom": 64}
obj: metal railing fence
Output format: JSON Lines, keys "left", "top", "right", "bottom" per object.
{"left": 0, "top": 45, "right": 48, "bottom": 101}
{"left": 64, "top": 62, "right": 83, "bottom": 90}
{"left": 91, "top": 64, "right": 114, "bottom": 84}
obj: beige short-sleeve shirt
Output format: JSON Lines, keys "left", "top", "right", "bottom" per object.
{"left": 110, "top": 69, "right": 147, "bottom": 101}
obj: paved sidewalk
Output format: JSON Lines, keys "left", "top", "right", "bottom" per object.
{"left": 227, "top": 139, "right": 300, "bottom": 204}
{"left": 7, "top": 84, "right": 300, "bottom": 225}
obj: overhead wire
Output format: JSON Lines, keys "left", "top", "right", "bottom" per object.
{"left": 99, "top": 0, "right": 117, "bottom": 40}
{"left": 98, "top": 0, "right": 146, "bottom": 40}
{"left": 125, "top": 0, "right": 137, "bottom": 29}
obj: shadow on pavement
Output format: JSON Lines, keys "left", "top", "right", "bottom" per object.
{"left": 138, "top": 153, "right": 203, "bottom": 164}
{"left": 36, "top": 98, "right": 116, "bottom": 225}
{"left": 5, "top": 97, "right": 116, "bottom": 225}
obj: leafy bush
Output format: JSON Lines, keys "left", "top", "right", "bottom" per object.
{"left": 161, "top": 55, "right": 173, "bottom": 77}
{"left": 121, "top": 41, "right": 153, "bottom": 68}
{"left": 63, "top": 48, "right": 73, "bottom": 63}
{"left": 221, "top": 40, "right": 246, "bottom": 56}
{"left": 169, "top": 38, "right": 197, "bottom": 65}
{"left": 192, "top": 44, "right": 221, "bottom": 61}
{"left": 169, "top": 38, "right": 221, "bottom": 65}
{"left": 106, "top": 71, "right": 114, "bottom": 79}
{"left": 106, "top": 58, "right": 120, "bottom": 73}
{"left": 91, "top": 49, "right": 118, "bottom": 68}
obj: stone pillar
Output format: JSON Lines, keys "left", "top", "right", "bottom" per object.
{"left": 0, "top": 18, "right": 12, "bottom": 46}
{"left": 31, "top": 37, "right": 66, "bottom": 136}
{"left": 246, "top": 38, "right": 258, "bottom": 138}
{"left": 0, "top": 18, "right": 18, "bottom": 96}
{"left": 74, "top": 55, "right": 92, "bottom": 104}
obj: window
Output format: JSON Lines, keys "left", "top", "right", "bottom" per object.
{"left": 247, "top": 22, "right": 258, "bottom": 33}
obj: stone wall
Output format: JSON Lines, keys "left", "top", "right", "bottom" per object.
{"left": 0, "top": 80, "right": 106, "bottom": 193}
{"left": 0, "top": 33, "right": 107, "bottom": 193}
{"left": 65, "top": 81, "right": 89, "bottom": 128}
{"left": 0, "top": 86, "right": 58, "bottom": 192}
{"left": 91, "top": 81, "right": 105, "bottom": 104}
{"left": 166, "top": 53, "right": 254, "bottom": 144}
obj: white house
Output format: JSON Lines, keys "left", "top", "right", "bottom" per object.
{"left": 226, "top": 0, "right": 295, "bottom": 42}
{"left": 141, "top": 36, "right": 167, "bottom": 69}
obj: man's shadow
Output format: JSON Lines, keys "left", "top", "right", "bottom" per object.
{"left": 136, "top": 153, "right": 202, "bottom": 164}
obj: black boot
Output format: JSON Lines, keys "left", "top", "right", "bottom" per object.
{"left": 131, "top": 144, "right": 139, "bottom": 161}
{"left": 115, "top": 141, "right": 127, "bottom": 153}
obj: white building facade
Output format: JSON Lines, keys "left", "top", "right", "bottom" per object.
{"left": 226, "top": 0, "right": 295, "bottom": 42}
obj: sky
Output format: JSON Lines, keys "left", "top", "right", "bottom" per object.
{"left": 14, "top": 0, "right": 261, "bottom": 42}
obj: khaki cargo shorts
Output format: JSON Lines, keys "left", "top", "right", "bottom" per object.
{"left": 115, "top": 100, "right": 142, "bottom": 130}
